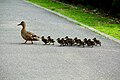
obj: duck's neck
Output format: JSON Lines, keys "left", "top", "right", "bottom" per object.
{"left": 21, "top": 24, "right": 26, "bottom": 31}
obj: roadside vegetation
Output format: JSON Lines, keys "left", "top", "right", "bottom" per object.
{"left": 27, "top": 0, "right": 120, "bottom": 40}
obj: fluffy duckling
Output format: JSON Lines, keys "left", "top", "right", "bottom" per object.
{"left": 41, "top": 36, "right": 49, "bottom": 45}
{"left": 18, "top": 21, "right": 39, "bottom": 44}
{"left": 74, "top": 37, "right": 78, "bottom": 45}
{"left": 57, "top": 38, "right": 65, "bottom": 46}
{"left": 68, "top": 38, "right": 75, "bottom": 46}
{"left": 80, "top": 40, "right": 85, "bottom": 47}
{"left": 74, "top": 37, "right": 81, "bottom": 46}
{"left": 47, "top": 36, "right": 55, "bottom": 45}
{"left": 93, "top": 38, "right": 101, "bottom": 46}
{"left": 84, "top": 38, "right": 89, "bottom": 46}
{"left": 64, "top": 39, "right": 69, "bottom": 46}
{"left": 58, "top": 37, "right": 67, "bottom": 46}
{"left": 65, "top": 36, "right": 74, "bottom": 46}
{"left": 88, "top": 39, "right": 95, "bottom": 47}
{"left": 74, "top": 38, "right": 85, "bottom": 47}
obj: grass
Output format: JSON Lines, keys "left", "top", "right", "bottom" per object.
{"left": 27, "top": 0, "right": 120, "bottom": 40}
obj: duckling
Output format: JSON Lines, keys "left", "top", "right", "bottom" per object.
{"left": 59, "top": 37, "right": 68, "bottom": 46}
{"left": 74, "top": 37, "right": 81, "bottom": 46}
{"left": 84, "top": 38, "right": 89, "bottom": 46}
{"left": 61, "top": 38, "right": 66, "bottom": 46}
{"left": 68, "top": 38, "right": 75, "bottom": 46}
{"left": 41, "top": 36, "right": 49, "bottom": 45}
{"left": 88, "top": 39, "right": 95, "bottom": 47}
{"left": 57, "top": 38, "right": 64, "bottom": 46}
{"left": 64, "top": 39, "right": 69, "bottom": 46}
{"left": 80, "top": 40, "right": 85, "bottom": 47}
{"left": 65, "top": 36, "right": 74, "bottom": 46}
{"left": 47, "top": 36, "right": 55, "bottom": 45}
{"left": 74, "top": 37, "right": 78, "bottom": 45}
{"left": 93, "top": 38, "right": 101, "bottom": 46}
{"left": 17, "top": 21, "right": 39, "bottom": 44}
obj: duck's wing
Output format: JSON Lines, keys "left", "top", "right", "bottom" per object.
{"left": 26, "top": 31, "right": 40, "bottom": 41}
{"left": 26, "top": 31, "right": 34, "bottom": 36}
{"left": 27, "top": 31, "right": 39, "bottom": 38}
{"left": 22, "top": 32, "right": 33, "bottom": 40}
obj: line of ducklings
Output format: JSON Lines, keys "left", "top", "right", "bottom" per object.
{"left": 41, "top": 36, "right": 101, "bottom": 48}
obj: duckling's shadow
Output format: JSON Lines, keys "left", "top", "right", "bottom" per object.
{"left": 40, "top": 44, "right": 58, "bottom": 47}
{"left": 55, "top": 45, "right": 100, "bottom": 49}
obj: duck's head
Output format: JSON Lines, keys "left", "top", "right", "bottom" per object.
{"left": 17, "top": 21, "right": 26, "bottom": 26}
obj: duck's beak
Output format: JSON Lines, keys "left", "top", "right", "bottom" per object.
{"left": 17, "top": 23, "right": 21, "bottom": 26}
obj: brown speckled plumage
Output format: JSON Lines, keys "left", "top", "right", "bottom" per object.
{"left": 18, "top": 21, "right": 39, "bottom": 44}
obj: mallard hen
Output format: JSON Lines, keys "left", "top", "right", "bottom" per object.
{"left": 17, "top": 21, "right": 40, "bottom": 44}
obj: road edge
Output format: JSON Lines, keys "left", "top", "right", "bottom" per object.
{"left": 24, "top": 0, "right": 120, "bottom": 44}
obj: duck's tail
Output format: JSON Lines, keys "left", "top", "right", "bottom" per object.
{"left": 32, "top": 35, "right": 40, "bottom": 41}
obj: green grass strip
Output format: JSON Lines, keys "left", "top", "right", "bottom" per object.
{"left": 27, "top": 0, "right": 120, "bottom": 40}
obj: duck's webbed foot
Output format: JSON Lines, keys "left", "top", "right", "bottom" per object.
{"left": 25, "top": 40, "right": 27, "bottom": 44}
{"left": 31, "top": 41, "right": 33, "bottom": 44}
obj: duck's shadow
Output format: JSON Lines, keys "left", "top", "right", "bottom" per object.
{"left": 9, "top": 42, "right": 41, "bottom": 46}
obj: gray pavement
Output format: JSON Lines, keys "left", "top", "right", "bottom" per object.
{"left": 0, "top": 0, "right": 120, "bottom": 80}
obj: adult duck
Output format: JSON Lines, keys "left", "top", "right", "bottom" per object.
{"left": 18, "top": 21, "right": 40, "bottom": 44}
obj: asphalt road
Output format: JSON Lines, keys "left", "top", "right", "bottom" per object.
{"left": 0, "top": 0, "right": 120, "bottom": 80}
